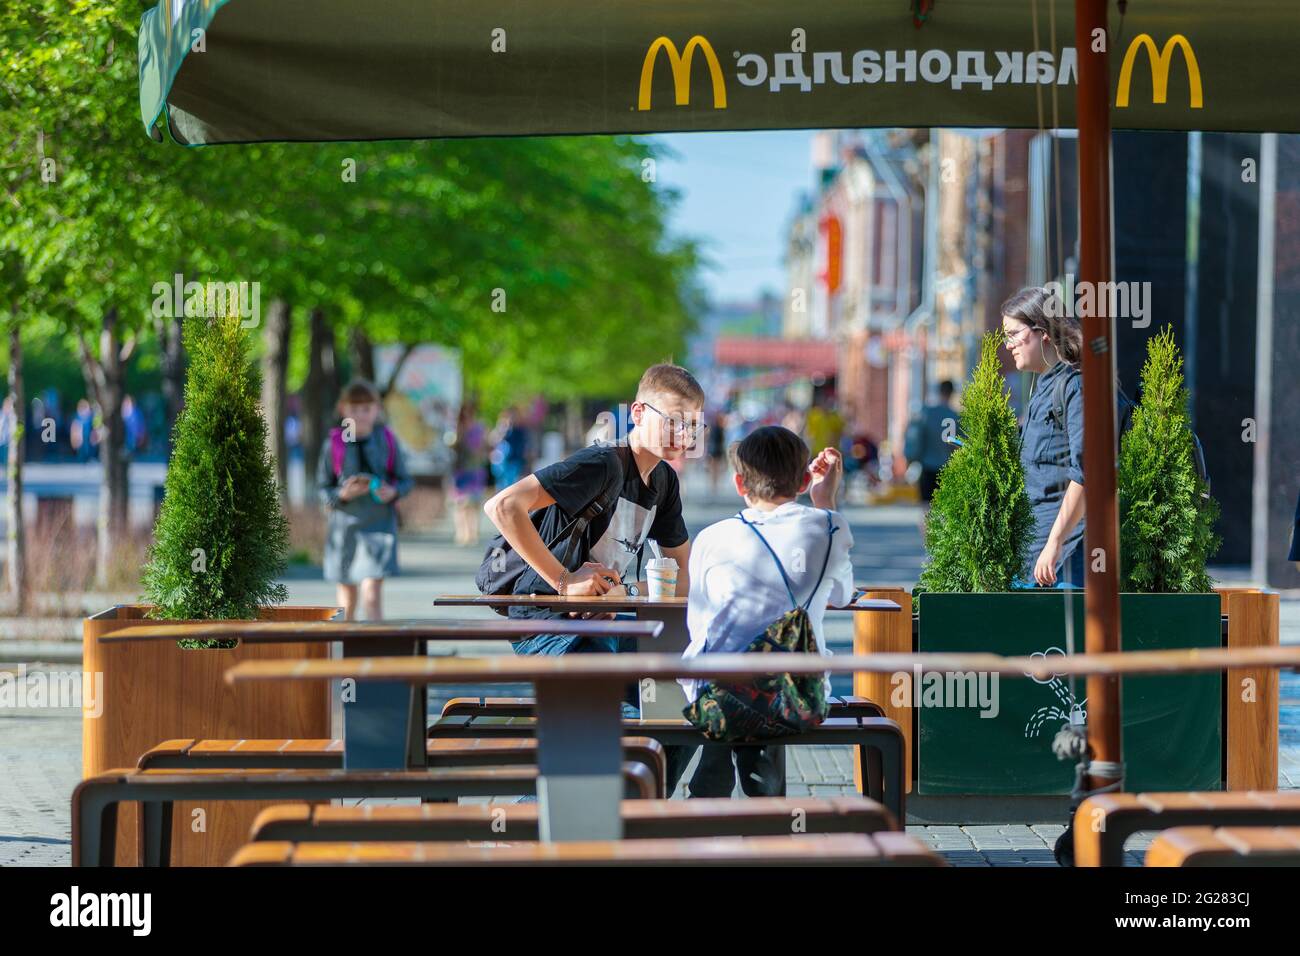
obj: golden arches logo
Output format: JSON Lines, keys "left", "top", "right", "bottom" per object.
{"left": 637, "top": 35, "right": 728, "bottom": 111}
{"left": 1116, "top": 33, "right": 1203, "bottom": 109}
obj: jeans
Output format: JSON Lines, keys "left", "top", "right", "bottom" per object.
{"left": 510, "top": 609, "right": 640, "bottom": 716}
{"left": 686, "top": 745, "right": 786, "bottom": 798}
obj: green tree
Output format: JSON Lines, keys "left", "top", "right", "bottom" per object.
{"left": 141, "top": 311, "right": 288, "bottom": 629}
{"left": 1118, "top": 326, "right": 1219, "bottom": 592}
{"left": 917, "top": 333, "right": 1034, "bottom": 596}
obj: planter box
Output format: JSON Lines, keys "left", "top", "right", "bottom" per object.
{"left": 914, "top": 592, "right": 1222, "bottom": 795}
{"left": 852, "top": 587, "right": 1279, "bottom": 806}
{"left": 82, "top": 604, "right": 337, "bottom": 866}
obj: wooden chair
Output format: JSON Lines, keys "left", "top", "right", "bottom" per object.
{"left": 1074, "top": 791, "right": 1300, "bottom": 866}
{"left": 229, "top": 832, "right": 943, "bottom": 867}
{"left": 247, "top": 795, "right": 898, "bottom": 844}
{"left": 72, "top": 763, "right": 656, "bottom": 867}
{"left": 1145, "top": 826, "right": 1300, "bottom": 866}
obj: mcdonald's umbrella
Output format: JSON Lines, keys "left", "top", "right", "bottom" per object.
{"left": 140, "top": 0, "right": 1300, "bottom": 146}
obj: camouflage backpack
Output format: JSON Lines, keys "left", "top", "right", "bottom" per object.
{"left": 683, "top": 510, "right": 837, "bottom": 742}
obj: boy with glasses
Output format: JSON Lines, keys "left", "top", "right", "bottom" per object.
{"left": 483, "top": 364, "right": 704, "bottom": 657}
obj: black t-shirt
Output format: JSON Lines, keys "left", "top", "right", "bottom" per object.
{"left": 512, "top": 442, "right": 689, "bottom": 595}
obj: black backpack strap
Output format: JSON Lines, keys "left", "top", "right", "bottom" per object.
{"left": 1049, "top": 367, "right": 1072, "bottom": 433}
{"left": 556, "top": 443, "right": 627, "bottom": 569}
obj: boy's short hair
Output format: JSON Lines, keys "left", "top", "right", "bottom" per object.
{"left": 729, "top": 426, "right": 810, "bottom": 500}
{"left": 339, "top": 379, "right": 382, "bottom": 405}
{"left": 636, "top": 364, "right": 705, "bottom": 407}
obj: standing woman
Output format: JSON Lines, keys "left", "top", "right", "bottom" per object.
{"left": 318, "top": 379, "right": 414, "bottom": 619}
{"left": 450, "top": 399, "right": 489, "bottom": 546}
{"left": 1001, "top": 287, "right": 1086, "bottom": 587}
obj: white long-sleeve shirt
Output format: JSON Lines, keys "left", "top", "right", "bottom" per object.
{"left": 681, "top": 501, "right": 855, "bottom": 701}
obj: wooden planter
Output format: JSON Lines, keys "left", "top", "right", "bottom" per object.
{"left": 853, "top": 587, "right": 1278, "bottom": 798}
{"left": 82, "top": 604, "right": 338, "bottom": 866}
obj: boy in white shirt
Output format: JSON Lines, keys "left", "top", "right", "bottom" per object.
{"left": 680, "top": 425, "right": 855, "bottom": 797}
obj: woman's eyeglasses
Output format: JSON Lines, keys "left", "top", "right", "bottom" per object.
{"left": 642, "top": 402, "right": 708, "bottom": 440}
{"left": 1002, "top": 325, "right": 1034, "bottom": 347}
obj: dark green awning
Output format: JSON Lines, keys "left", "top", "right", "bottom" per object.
{"left": 139, "top": 0, "right": 1299, "bottom": 145}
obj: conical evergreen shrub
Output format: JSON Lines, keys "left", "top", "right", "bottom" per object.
{"left": 1119, "top": 326, "right": 1219, "bottom": 592}
{"left": 917, "top": 333, "right": 1035, "bottom": 597}
{"left": 141, "top": 309, "right": 289, "bottom": 636}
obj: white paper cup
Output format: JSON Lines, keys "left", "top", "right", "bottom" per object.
{"left": 645, "top": 558, "right": 678, "bottom": 600}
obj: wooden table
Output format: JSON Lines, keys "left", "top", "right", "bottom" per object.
{"left": 226, "top": 645, "right": 1300, "bottom": 842}
{"left": 433, "top": 593, "right": 901, "bottom": 718}
{"left": 102, "top": 618, "right": 662, "bottom": 771}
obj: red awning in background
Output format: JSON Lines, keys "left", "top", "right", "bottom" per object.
{"left": 713, "top": 337, "right": 838, "bottom": 376}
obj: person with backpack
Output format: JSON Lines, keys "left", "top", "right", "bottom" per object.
{"left": 480, "top": 364, "right": 701, "bottom": 659}
{"left": 318, "top": 378, "right": 413, "bottom": 620}
{"left": 905, "top": 380, "right": 959, "bottom": 506}
{"left": 1001, "top": 287, "right": 1088, "bottom": 588}
{"left": 678, "top": 425, "right": 854, "bottom": 797}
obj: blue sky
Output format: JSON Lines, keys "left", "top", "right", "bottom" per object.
{"left": 643, "top": 131, "right": 818, "bottom": 306}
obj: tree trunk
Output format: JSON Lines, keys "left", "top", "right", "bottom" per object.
{"left": 301, "top": 307, "right": 337, "bottom": 499}
{"left": 349, "top": 327, "right": 376, "bottom": 384}
{"left": 6, "top": 324, "right": 26, "bottom": 613}
{"left": 155, "top": 312, "right": 185, "bottom": 457}
{"left": 261, "top": 299, "right": 291, "bottom": 498}
{"left": 81, "top": 308, "right": 131, "bottom": 590}
{"left": 379, "top": 342, "right": 417, "bottom": 399}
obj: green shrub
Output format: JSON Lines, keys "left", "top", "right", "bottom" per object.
{"left": 1119, "top": 326, "right": 1220, "bottom": 592}
{"left": 141, "top": 310, "right": 289, "bottom": 643}
{"left": 916, "top": 333, "right": 1035, "bottom": 601}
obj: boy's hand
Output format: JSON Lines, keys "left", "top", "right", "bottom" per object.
{"left": 338, "top": 476, "right": 370, "bottom": 502}
{"left": 375, "top": 482, "right": 398, "bottom": 504}
{"left": 807, "top": 447, "right": 843, "bottom": 509}
{"left": 563, "top": 562, "right": 621, "bottom": 597}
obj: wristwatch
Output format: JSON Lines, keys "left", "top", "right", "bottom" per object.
{"left": 626, "top": 583, "right": 640, "bottom": 597}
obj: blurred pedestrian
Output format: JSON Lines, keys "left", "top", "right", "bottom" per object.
{"left": 904, "top": 380, "right": 958, "bottom": 506}
{"left": 490, "top": 407, "right": 528, "bottom": 489}
{"left": 805, "top": 395, "right": 844, "bottom": 460}
{"left": 0, "top": 395, "right": 16, "bottom": 467}
{"left": 318, "top": 379, "right": 414, "bottom": 620}
{"left": 70, "top": 399, "right": 98, "bottom": 463}
{"left": 450, "top": 399, "right": 489, "bottom": 546}
{"left": 706, "top": 409, "right": 729, "bottom": 499}
{"left": 122, "top": 395, "right": 147, "bottom": 456}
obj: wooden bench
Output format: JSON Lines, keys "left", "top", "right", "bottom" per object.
{"left": 137, "top": 736, "right": 669, "bottom": 798}
{"left": 247, "top": 795, "right": 898, "bottom": 843}
{"left": 229, "top": 832, "right": 942, "bottom": 867}
{"left": 427, "top": 713, "right": 906, "bottom": 821}
{"left": 1145, "top": 826, "right": 1300, "bottom": 866}
{"left": 72, "top": 763, "right": 656, "bottom": 867}
{"left": 440, "top": 693, "right": 885, "bottom": 719}
{"left": 1074, "top": 791, "right": 1300, "bottom": 866}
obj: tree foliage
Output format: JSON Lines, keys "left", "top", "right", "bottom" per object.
{"left": 2, "top": 1, "right": 701, "bottom": 416}
{"left": 1118, "top": 326, "right": 1220, "bottom": 592}
{"left": 917, "top": 333, "right": 1035, "bottom": 596}
{"left": 140, "top": 312, "right": 289, "bottom": 627}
